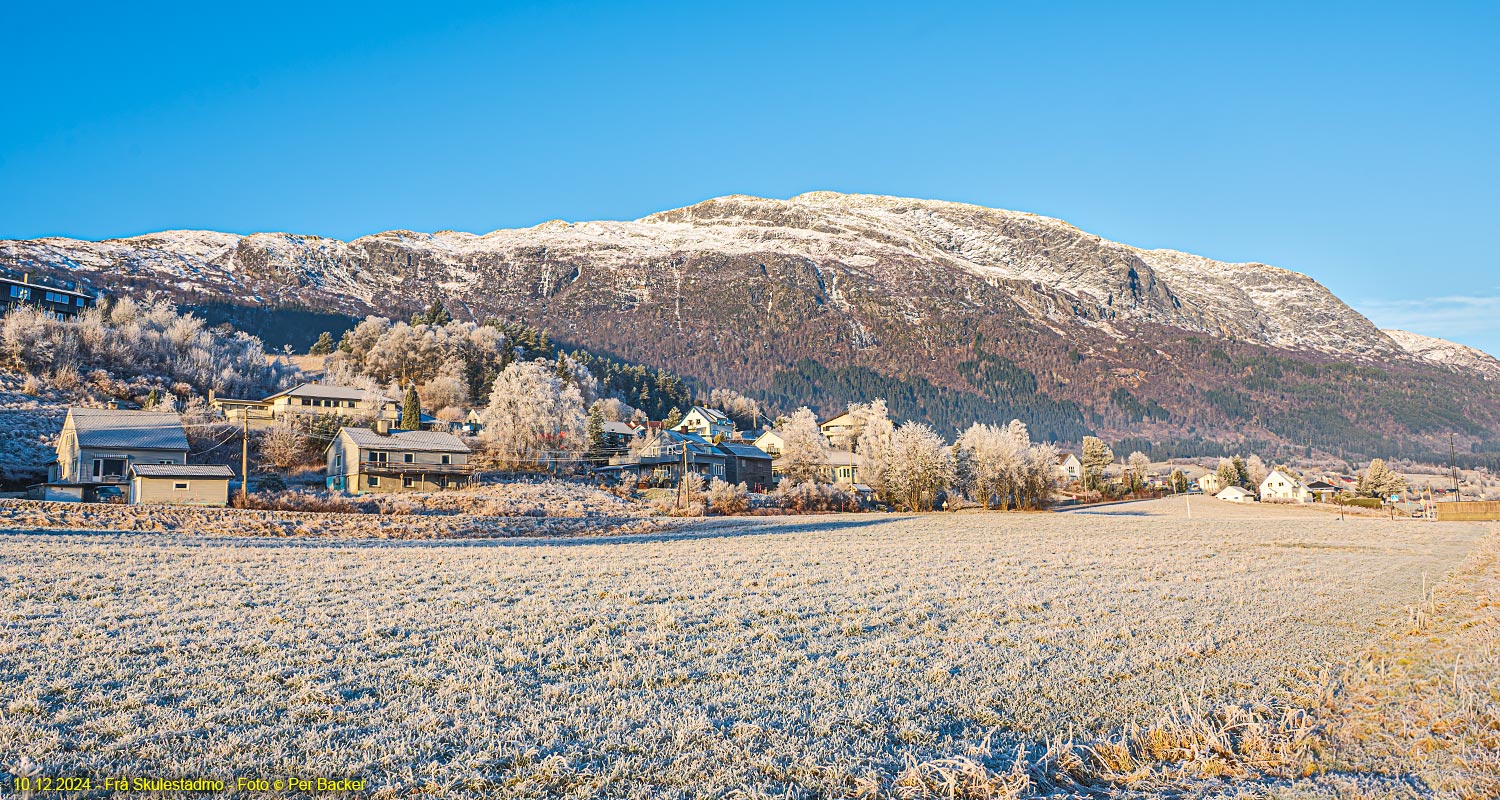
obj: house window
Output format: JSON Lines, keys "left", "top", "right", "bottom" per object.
{"left": 76, "top": 297, "right": 86, "bottom": 307}
{"left": 93, "top": 458, "right": 127, "bottom": 479}
{"left": 440, "top": 454, "right": 451, "bottom": 465}
{"left": 158, "top": 460, "right": 173, "bottom": 464}
{"left": 403, "top": 476, "right": 415, "bottom": 488}
{"left": 371, "top": 451, "right": 387, "bottom": 464}
{"left": 368, "top": 475, "right": 380, "bottom": 487}
{"left": 173, "top": 482, "right": 189, "bottom": 491}
{"left": 334, "top": 454, "right": 343, "bottom": 470}
{"left": 10, "top": 286, "right": 29, "bottom": 300}
{"left": 403, "top": 453, "right": 414, "bottom": 463}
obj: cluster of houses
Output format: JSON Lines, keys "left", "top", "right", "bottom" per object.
{"left": 33, "top": 383, "right": 479, "bottom": 506}
{"left": 27, "top": 378, "right": 1391, "bottom": 512}
{"left": 1196, "top": 469, "right": 1346, "bottom": 504}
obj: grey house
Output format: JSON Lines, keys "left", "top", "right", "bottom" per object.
{"left": 45, "top": 408, "right": 190, "bottom": 500}
{"left": 325, "top": 427, "right": 472, "bottom": 494}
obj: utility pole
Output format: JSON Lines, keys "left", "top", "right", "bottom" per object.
{"left": 240, "top": 414, "right": 249, "bottom": 502}
{"left": 1450, "top": 433, "right": 1460, "bottom": 501}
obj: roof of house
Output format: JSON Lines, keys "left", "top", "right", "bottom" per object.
{"left": 130, "top": 464, "right": 235, "bottom": 479}
{"left": 717, "top": 442, "right": 772, "bottom": 460}
{"left": 67, "top": 408, "right": 189, "bottom": 451}
{"left": 819, "top": 410, "right": 857, "bottom": 427}
{"left": 1305, "top": 480, "right": 1338, "bottom": 490}
{"left": 685, "top": 406, "right": 731, "bottom": 423}
{"left": 264, "top": 382, "right": 395, "bottom": 403}
{"left": 602, "top": 421, "right": 640, "bottom": 436}
{"left": 340, "top": 427, "right": 470, "bottom": 453}
{"left": 1216, "top": 486, "right": 1252, "bottom": 499}
{"left": 649, "top": 429, "right": 724, "bottom": 456}
{"left": 752, "top": 430, "right": 784, "bottom": 445}
{"left": 1056, "top": 452, "right": 1078, "bottom": 465}
{"left": 1260, "top": 470, "right": 1300, "bottom": 487}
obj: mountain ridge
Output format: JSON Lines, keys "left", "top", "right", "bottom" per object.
{"left": 4, "top": 192, "right": 1498, "bottom": 456}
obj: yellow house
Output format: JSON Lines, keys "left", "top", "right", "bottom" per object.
{"left": 129, "top": 464, "right": 233, "bottom": 507}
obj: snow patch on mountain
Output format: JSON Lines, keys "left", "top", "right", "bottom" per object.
{"left": 1385, "top": 329, "right": 1500, "bottom": 380}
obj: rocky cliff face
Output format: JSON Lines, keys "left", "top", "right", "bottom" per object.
{"left": 4, "top": 192, "right": 1497, "bottom": 454}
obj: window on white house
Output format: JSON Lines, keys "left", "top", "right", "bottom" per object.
{"left": 368, "top": 476, "right": 380, "bottom": 487}
{"left": 173, "top": 482, "right": 189, "bottom": 491}
{"left": 440, "top": 454, "right": 451, "bottom": 465}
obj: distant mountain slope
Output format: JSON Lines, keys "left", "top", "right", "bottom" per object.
{"left": 4, "top": 192, "right": 1498, "bottom": 458}
{"left": 1386, "top": 329, "right": 1500, "bottom": 380}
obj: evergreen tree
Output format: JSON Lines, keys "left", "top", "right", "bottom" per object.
{"left": 1170, "top": 468, "right": 1188, "bottom": 493}
{"left": 413, "top": 299, "right": 453, "bottom": 326}
{"left": 308, "top": 331, "right": 336, "bottom": 355}
{"left": 401, "top": 385, "right": 422, "bottom": 430}
{"left": 1231, "top": 455, "right": 1250, "bottom": 488}
{"left": 664, "top": 406, "right": 683, "bottom": 428}
{"left": 144, "top": 387, "right": 162, "bottom": 409}
{"left": 585, "top": 403, "right": 606, "bottom": 461}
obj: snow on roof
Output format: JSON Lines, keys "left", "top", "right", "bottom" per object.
{"left": 265, "top": 383, "right": 395, "bottom": 403}
{"left": 130, "top": 464, "right": 235, "bottom": 479}
{"left": 688, "top": 406, "right": 730, "bottom": 423}
{"left": 341, "top": 427, "right": 470, "bottom": 453}
{"left": 68, "top": 408, "right": 188, "bottom": 451}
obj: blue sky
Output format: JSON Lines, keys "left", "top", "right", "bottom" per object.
{"left": 2, "top": 1, "right": 1497, "bottom": 353}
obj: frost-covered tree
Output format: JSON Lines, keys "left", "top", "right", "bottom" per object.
{"left": 955, "top": 420, "right": 1056, "bottom": 510}
{"left": 1215, "top": 458, "right": 1240, "bottom": 493}
{"left": 775, "top": 407, "right": 830, "bottom": 483}
{"left": 1358, "top": 458, "right": 1406, "bottom": 498}
{"left": 886, "top": 422, "right": 954, "bottom": 512}
{"left": 1127, "top": 451, "right": 1151, "bottom": 492}
{"left": 257, "top": 418, "right": 309, "bottom": 471}
{"left": 1081, "top": 436, "right": 1114, "bottom": 490}
{"left": 707, "top": 388, "right": 762, "bottom": 430}
{"left": 1170, "top": 468, "right": 1189, "bottom": 494}
{"left": 1, "top": 300, "right": 287, "bottom": 399}
{"left": 478, "top": 360, "right": 586, "bottom": 470}
{"left": 663, "top": 406, "right": 684, "bottom": 428}
{"left": 853, "top": 399, "right": 895, "bottom": 500}
{"left": 1245, "top": 454, "right": 1269, "bottom": 488}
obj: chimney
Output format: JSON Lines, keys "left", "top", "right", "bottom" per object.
{"left": 207, "top": 388, "right": 216, "bottom": 404}
{"left": 375, "top": 419, "right": 391, "bottom": 435}
{"left": 22, "top": 272, "right": 31, "bottom": 285}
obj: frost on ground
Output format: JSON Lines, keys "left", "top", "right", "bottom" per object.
{"left": 0, "top": 494, "right": 665, "bottom": 540}
{"left": 0, "top": 502, "right": 1492, "bottom": 798}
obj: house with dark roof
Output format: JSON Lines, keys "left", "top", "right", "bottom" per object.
{"left": 607, "top": 429, "right": 726, "bottom": 487}
{"left": 129, "top": 464, "right": 234, "bottom": 507}
{"left": 325, "top": 427, "right": 472, "bottom": 494}
{"left": 1, "top": 272, "right": 96, "bottom": 318}
{"left": 49, "top": 408, "right": 191, "bottom": 491}
{"left": 715, "top": 442, "right": 774, "bottom": 491}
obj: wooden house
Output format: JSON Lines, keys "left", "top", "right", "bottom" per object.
{"left": 325, "top": 427, "right": 472, "bottom": 494}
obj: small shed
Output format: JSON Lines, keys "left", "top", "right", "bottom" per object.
{"left": 129, "top": 464, "right": 235, "bottom": 507}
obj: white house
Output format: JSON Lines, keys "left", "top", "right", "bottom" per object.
{"left": 1055, "top": 452, "right": 1082, "bottom": 484}
{"left": 1258, "top": 470, "right": 1310, "bottom": 503}
{"left": 1197, "top": 473, "right": 1221, "bottom": 494}
{"left": 752, "top": 430, "right": 786, "bottom": 458}
{"left": 673, "top": 406, "right": 734, "bottom": 441}
{"left": 1215, "top": 486, "right": 1253, "bottom": 503}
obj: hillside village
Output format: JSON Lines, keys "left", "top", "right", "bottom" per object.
{"left": 3, "top": 284, "right": 1493, "bottom": 523}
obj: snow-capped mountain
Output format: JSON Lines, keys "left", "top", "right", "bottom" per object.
{"left": 1386, "top": 330, "right": 1500, "bottom": 381}
{"left": 4, "top": 192, "right": 1497, "bottom": 450}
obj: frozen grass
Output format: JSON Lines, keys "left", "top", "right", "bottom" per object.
{"left": 0, "top": 502, "right": 1490, "bottom": 797}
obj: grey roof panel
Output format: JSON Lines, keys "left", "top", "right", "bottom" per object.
{"left": 68, "top": 408, "right": 189, "bottom": 451}
{"left": 130, "top": 464, "right": 235, "bottom": 479}
{"left": 342, "top": 427, "right": 471, "bottom": 453}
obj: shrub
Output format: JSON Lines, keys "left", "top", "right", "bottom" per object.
{"left": 772, "top": 480, "right": 858, "bottom": 513}
{"left": 705, "top": 478, "right": 750, "bottom": 515}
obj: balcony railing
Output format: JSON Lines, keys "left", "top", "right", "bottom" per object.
{"left": 359, "top": 460, "right": 473, "bottom": 475}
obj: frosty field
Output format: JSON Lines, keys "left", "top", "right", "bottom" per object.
{"left": 1, "top": 501, "right": 1494, "bottom": 798}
